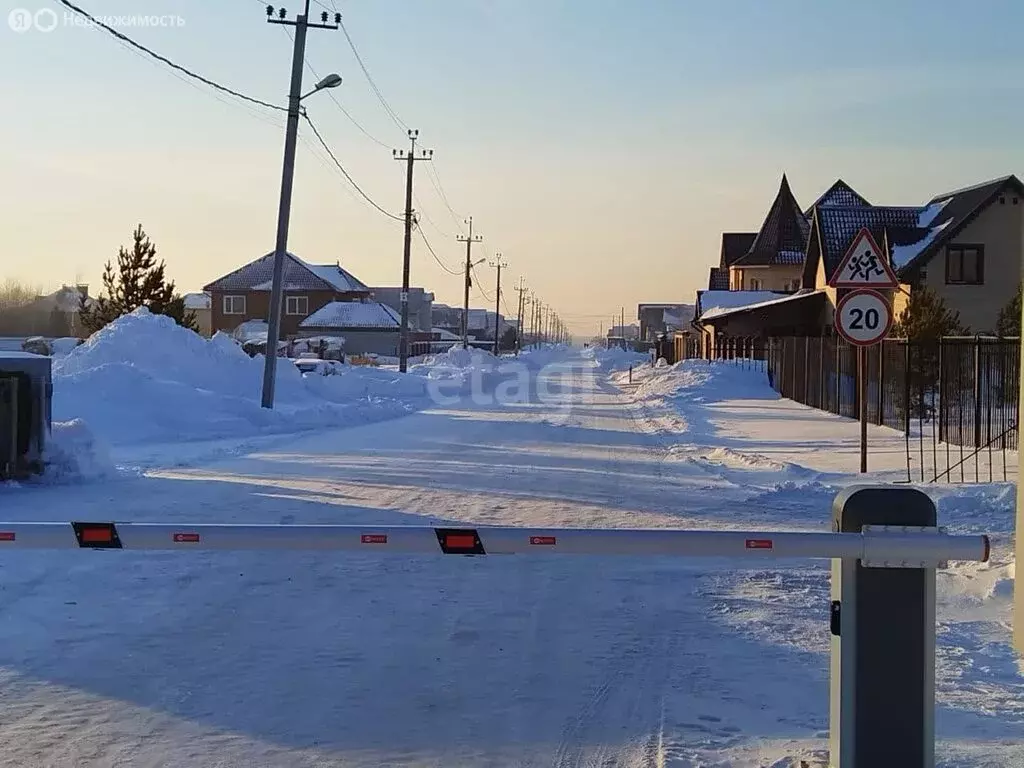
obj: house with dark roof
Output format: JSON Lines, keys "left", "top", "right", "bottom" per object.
{"left": 708, "top": 232, "right": 756, "bottom": 292}
{"left": 203, "top": 252, "right": 373, "bottom": 340}
{"left": 802, "top": 175, "right": 1024, "bottom": 333}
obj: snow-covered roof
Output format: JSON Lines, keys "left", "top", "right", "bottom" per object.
{"left": 697, "top": 290, "right": 788, "bottom": 320}
{"left": 432, "top": 327, "right": 461, "bottom": 340}
{"left": 890, "top": 220, "right": 953, "bottom": 269}
{"left": 700, "top": 290, "right": 825, "bottom": 322}
{"left": 300, "top": 301, "right": 401, "bottom": 330}
{"left": 184, "top": 292, "right": 211, "bottom": 310}
{"left": 204, "top": 252, "right": 370, "bottom": 294}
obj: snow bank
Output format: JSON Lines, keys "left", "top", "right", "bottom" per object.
{"left": 41, "top": 419, "right": 117, "bottom": 483}
{"left": 52, "top": 308, "right": 425, "bottom": 447}
{"left": 582, "top": 345, "right": 649, "bottom": 372}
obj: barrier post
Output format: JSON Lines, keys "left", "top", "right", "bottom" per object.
{"left": 830, "top": 486, "right": 937, "bottom": 767}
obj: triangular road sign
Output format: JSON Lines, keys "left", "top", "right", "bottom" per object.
{"left": 828, "top": 227, "right": 899, "bottom": 289}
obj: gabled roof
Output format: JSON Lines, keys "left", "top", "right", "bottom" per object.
{"left": 203, "top": 252, "right": 370, "bottom": 294}
{"left": 804, "top": 175, "right": 1024, "bottom": 283}
{"left": 696, "top": 289, "right": 789, "bottom": 320}
{"left": 300, "top": 300, "right": 400, "bottom": 330}
{"left": 720, "top": 232, "right": 757, "bottom": 268}
{"left": 805, "top": 179, "right": 870, "bottom": 215}
{"left": 896, "top": 175, "right": 1024, "bottom": 274}
{"left": 708, "top": 267, "right": 730, "bottom": 291}
{"left": 733, "top": 175, "right": 810, "bottom": 267}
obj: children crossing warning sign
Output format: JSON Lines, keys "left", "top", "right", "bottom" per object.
{"left": 828, "top": 228, "right": 899, "bottom": 289}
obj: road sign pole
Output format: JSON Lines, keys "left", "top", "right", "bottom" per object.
{"left": 859, "top": 345, "right": 868, "bottom": 473}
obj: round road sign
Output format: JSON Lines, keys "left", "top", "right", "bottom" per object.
{"left": 835, "top": 289, "right": 892, "bottom": 346}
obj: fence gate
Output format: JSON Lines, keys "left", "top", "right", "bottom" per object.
{"left": 0, "top": 486, "right": 990, "bottom": 768}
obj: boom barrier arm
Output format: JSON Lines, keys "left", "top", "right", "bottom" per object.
{"left": 0, "top": 521, "right": 990, "bottom": 565}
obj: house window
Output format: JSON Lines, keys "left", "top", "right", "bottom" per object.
{"left": 223, "top": 295, "right": 246, "bottom": 315}
{"left": 749, "top": 278, "right": 763, "bottom": 290}
{"left": 286, "top": 296, "right": 309, "bottom": 316}
{"left": 946, "top": 245, "right": 984, "bottom": 285}
{"left": 782, "top": 280, "right": 799, "bottom": 292}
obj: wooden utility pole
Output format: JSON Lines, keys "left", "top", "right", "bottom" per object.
{"left": 393, "top": 129, "right": 432, "bottom": 373}
{"left": 456, "top": 217, "right": 482, "bottom": 349}
{"left": 489, "top": 253, "right": 506, "bottom": 355}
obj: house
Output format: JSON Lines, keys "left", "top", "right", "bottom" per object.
{"left": 708, "top": 233, "right": 757, "bottom": 291}
{"left": 0, "top": 285, "right": 92, "bottom": 338}
{"left": 203, "top": 252, "right": 371, "bottom": 340}
{"left": 183, "top": 292, "right": 212, "bottom": 337}
{"left": 298, "top": 300, "right": 401, "bottom": 357}
{"left": 802, "top": 175, "right": 1024, "bottom": 334}
{"left": 637, "top": 303, "right": 694, "bottom": 341}
{"left": 370, "top": 287, "right": 434, "bottom": 335}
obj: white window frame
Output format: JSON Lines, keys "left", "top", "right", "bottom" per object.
{"left": 223, "top": 295, "right": 246, "bottom": 315}
{"left": 285, "top": 296, "right": 309, "bottom": 316}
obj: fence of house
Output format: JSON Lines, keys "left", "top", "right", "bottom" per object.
{"left": 688, "top": 335, "right": 1019, "bottom": 484}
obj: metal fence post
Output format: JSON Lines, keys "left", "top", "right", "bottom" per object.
{"left": 835, "top": 339, "right": 842, "bottom": 416}
{"left": 877, "top": 343, "right": 885, "bottom": 427}
{"left": 904, "top": 341, "right": 912, "bottom": 483}
{"left": 830, "top": 486, "right": 938, "bottom": 768}
{"left": 973, "top": 336, "right": 982, "bottom": 451}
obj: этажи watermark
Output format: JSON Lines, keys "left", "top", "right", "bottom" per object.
{"left": 8, "top": 7, "right": 185, "bottom": 33}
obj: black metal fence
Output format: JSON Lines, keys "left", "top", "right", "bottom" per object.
{"left": 759, "top": 336, "right": 1019, "bottom": 483}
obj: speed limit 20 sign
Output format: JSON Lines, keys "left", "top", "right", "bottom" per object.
{"left": 835, "top": 289, "right": 892, "bottom": 346}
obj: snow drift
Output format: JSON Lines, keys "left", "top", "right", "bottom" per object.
{"left": 52, "top": 308, "right": 426, "bottom": 447}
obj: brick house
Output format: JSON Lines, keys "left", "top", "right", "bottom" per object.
{"left": 203, "top": 252, "right": 371, "bottom": 339}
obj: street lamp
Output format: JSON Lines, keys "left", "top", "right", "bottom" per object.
{"left": 259, "top": 63, "right": 342, "bottom": 409}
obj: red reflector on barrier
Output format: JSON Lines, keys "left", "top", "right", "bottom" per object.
{"left": 361, "top": 534, "right": 388, "bottom": 544}
{"left": 0, "top": 532, "right": 14, "bottom": 542}
{"left": 530, "top": 536, "right": 556, "bottom": 545}
{"left": 746, "top": 539, "right": 773, "bottom": 550}
{"left": 173, "top": 533, "right": 200, "bottom": 543}
{"left": 81, "top": 527, "right": 113, "bottom": 544}
{"left": 445, "top": 534, "right": 477, "bottom": 550}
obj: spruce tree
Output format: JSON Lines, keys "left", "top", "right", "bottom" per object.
{"left": 79, "top": 224, "right": 197, "bottom": 335}
{"left": 891, "top": 284, "right": 964, "bottom": 341}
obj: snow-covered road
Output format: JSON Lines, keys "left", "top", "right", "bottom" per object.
{"left": 1, "top": 352, "right": 1020, "bottom": 767}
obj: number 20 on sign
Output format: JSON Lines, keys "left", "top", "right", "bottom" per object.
{"left": 835, "top": 289, "right": 892, "bottom": 347}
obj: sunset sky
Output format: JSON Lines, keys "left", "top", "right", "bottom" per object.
{"left": 3, "top": 0, "right": 1023, "bottom": 335}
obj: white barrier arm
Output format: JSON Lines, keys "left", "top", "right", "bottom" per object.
{"left": 0, "top": 522, "right": 990, "bottom": 565}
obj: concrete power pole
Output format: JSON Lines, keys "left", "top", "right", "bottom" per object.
{"left": 260, "top": 2, "right": 341, "bottom": 409}
{"left": 489, "top": 253, "right": 506, "bottom": 356}
{"left": 456, "top": 217, "right": 483, "bottom": 349}
{"left": 393, "top": 129, "right": 433, "bottom": 373}
{"left": 514, "top": 278, "right": 526, "bottom": 355}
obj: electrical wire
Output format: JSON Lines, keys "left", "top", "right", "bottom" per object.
{"left": 338, "top": 19, "right": 409, "bottom": 133}
{"left": 425, "top": 163, "right": 464, "bottom": 227}
{"left": 472, "top": 265, "right": 493, "bottom": 302}
{"left": 271, "top": 20, "right": 394, "bottom": 149}
{"left": 58, "top": 0, "right": 285, "bottom": 112}
{"left": 301, "top": 112, "right": 404, "bottom": 221}
{"left": 415, "top": 226, "right": 462, "bottom": 276}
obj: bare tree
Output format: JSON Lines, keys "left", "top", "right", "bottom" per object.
{"left": 0, "top": 278, "right": 43, "bottom": 311}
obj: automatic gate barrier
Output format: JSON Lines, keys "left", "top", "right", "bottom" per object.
{"left": 0, "top": 486, "right": 990, "bottom": 768}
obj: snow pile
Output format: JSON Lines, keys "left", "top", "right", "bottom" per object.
{"left": 41, "top": 419, "right": 117, "bottom": 483}
{"left": 51, "top": 308, "right": 424, "bottom": 447}
{"left": 582, "top": 345, "right": 649, "bottom": 372}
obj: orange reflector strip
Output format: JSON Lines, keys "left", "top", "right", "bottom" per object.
{"left": 0, "top": 532, "right": 14, "bottom": 542}
{"left": 530, "top": 536, "right": 556, "bottom": 546}
{"left": 361, "top": 534, "right": 388, "bottom": 544}
{"left": 746, "top": 539, "right": 773, "bottom": 550}
{"left": 173, "top": 533, "right": 200, "bottom": 543}
{"left": 445, "top": 534, "right": 477, "bottom": 549}
{"left": 81, "top": 527, "right": 113, "bottom": 544}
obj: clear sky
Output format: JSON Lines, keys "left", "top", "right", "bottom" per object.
{"left": 2, "top": 0, "right": 1023, "bottom": 335}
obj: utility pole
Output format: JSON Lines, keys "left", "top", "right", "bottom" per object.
{"left": 514, "top": 278, "right": 526, "bottom": 355}
{"left": 456, "top": 217, "right": 483, "bottom": 349}
{"left": 621, "top": 306, "right": 625, "bottom": 348}
{"left": 261, "top": 2, "right": 341, "bottom": 409}
{"left": 489, "top": 253, "right": 506, "bottom": 356}
{"left": 393, "top": 129, "right": 433, "bottom": 373}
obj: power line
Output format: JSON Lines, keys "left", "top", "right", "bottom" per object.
{"left": 416, "top": 225, "right": 462, "bottom": 276}
{"left": 272, "top": 21, "right": 393, "bottom": 148}
{"left": 425, "top": 163, "right": 464, "bottom": 227}
{"left": 472, "top": 264, "right": 493, "bottom": 301}
{"left": 338, "top": 19, "right": 409, "bottom": 133}
{"left": 301, "top": 112, "right": 404, "bottom": 221}
{"left": 58, "top": 0, "right": 285, "bottom": 113}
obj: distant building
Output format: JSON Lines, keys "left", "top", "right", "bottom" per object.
{"left": 637, "top": 303, "right": 693, "bottom": 341}
{"left": 183, "top": 292, "right": 212, "bottom": 337}
{"left": 370, "top": 287, "right": 434, "bottom": 335}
